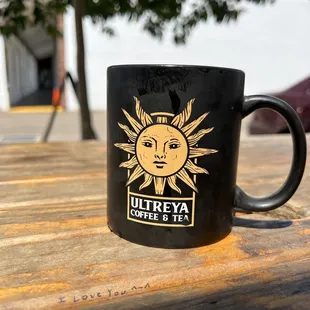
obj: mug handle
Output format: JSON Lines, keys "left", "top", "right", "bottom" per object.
{"left": 234, "top": 95, "right": 307, "bottom": 212}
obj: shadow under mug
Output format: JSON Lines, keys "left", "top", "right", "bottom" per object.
{"left": 107, "top": 64, "right": 307, "bottom": 249}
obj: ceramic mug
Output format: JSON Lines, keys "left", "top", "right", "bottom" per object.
{"left": 107, "top": 65, "right": 307, "bottom": 248}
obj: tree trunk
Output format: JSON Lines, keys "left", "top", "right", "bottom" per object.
{"left": 74, "top": 0, "right": 97, "bottom": 140}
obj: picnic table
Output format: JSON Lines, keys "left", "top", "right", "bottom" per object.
{"left": 0, "top": 135, "right": 309, "bottom": 309}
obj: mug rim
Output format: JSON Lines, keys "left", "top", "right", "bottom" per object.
{"left": 107, "top": 64, "right": 244, "bottom": 75}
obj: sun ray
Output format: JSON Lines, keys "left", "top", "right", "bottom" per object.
{"left": 134, "top": 96, "right": 153, "bottom": 127}
{"left": 139, "top": 173, "right": 153, "bottom": 191}
{"left": 122, "top": 108, "right": 143, "bottom": 133}
{"left": 154, "top": 177, "right": 166, "bottom": 195}
{"left": 189, "top": 147, "right": 218, "bottom": 158}
{"left": 188, "top": 128, "right": 214, "bottom": 146}
{"left": 181, "top": 112, "right": 209, "bottom": 136}
{"left": 171, "top": 98, "right": 194, "bottom": 128}
{"left": 118, "top": 123, "right": 137, "bottom": 142}
{"left": 185, "top": 159, "right": 208, "bottom": 174}
{"left": 114, "top": 143, "right": 135, "bottom": 154}
{"left": 120, "top": 156, "right": 138, "bottom": 168}
{"left": 176, "top": 168, "right": 198, "bottom": 192}
{"left": 167, "top": 175, "right": 181, "bottom": 194}
{"left": 156, "top": 116, "right": 168, "bottom": 123}
{"left": 126, "top": 165, "right": 144, "bottom": 186}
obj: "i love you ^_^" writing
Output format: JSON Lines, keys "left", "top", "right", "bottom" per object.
{"left": 58, "top": 283, "right": 151, "bottom": 304}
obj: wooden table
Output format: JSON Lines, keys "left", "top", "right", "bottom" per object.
{"left": 0, "top": 136, "right": 309, "bottom": 310}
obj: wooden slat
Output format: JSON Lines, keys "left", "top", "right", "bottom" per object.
{"left": 0, "top": 135, "right": 309, "bottom": 309}
{"left": 0, "top": 216, "right": 309, "bottom": 309}
{"left": 0, "top": 142, "right": 106, "bottom": 181}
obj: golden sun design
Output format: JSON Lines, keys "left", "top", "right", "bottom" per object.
{"left": 115, "top": 97, "right": 218, "bottom": 195}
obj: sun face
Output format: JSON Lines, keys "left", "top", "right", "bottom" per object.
{"left": 136, "top": 124, "right": 188, "bottom": 177}
{"left": 115, "top": 97, "right": 218, "bottom": 195}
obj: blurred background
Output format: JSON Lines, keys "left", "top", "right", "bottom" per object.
{"left": 0, "top": 0, "right": 309, "bottom": 143}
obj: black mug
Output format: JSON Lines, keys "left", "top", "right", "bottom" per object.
{"left": 107, "top": 65, "right": 307, "bottom": 248}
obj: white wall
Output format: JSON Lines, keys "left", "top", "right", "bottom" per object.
{"left": 5, "top": 35, "right": 38, "bottom": 105}
{"left": 0, "top": 36, "right": 10, "bottom": 111}
{"left": 64, "top": 0, "right": 310, "bottom": 111}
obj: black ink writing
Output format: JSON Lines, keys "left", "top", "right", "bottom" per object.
{"left": 73, "top": 292, "right": 104, "bottom": 303}
{"left": 108, "top": 289, "right": 127, "bottom": 298}
{"left": 108, "top": 284, "right": 149, "bottom": 298}
{"left": 58, "top": 283, "right": 151, "bottom": 304}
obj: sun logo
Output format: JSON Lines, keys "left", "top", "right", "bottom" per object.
{"left": 115, "top": 97, "right": 218, "bottom": 195}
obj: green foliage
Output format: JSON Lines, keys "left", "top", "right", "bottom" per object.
{"left": 0, "top": 0, "right": 69, "bottom": 37}
{"left": 85, "top": 0, "right": 275, "bottom": 44}
{"left": 0, "top": 0, "right": 274, "bottom": 42}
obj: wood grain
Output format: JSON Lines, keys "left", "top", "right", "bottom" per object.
{"left": 0, "top": 136, "right": 309, "bottom": 309}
